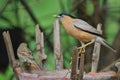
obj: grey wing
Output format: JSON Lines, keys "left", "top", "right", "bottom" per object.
{"left": 73, "top": 19, "right": 101, "bottom": 35}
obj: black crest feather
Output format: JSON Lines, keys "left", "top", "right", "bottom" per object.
{"left": 58, "top": 13, "right": 76, "bottom": 18}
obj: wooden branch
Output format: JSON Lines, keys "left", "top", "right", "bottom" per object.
{"left": 107, "top": 29, "right": 120, "bottom": 64}
{"left": 36, "top": 24, "right": 42, "bottom": 69}
{"left": 1, "top": 15, "right": 14, "bottom": 26}
{"left": 19, "top": 0, "right": 38, "bottom": 24}
{"left": 59, "top": 0, "right": 65, "bottom": 12}
{"left": 71, "top": 0, "right": 84, "bottom": 11}
{"left": 0, "top": 0, "right": 11, "bottom": 18}
{"left": 16, "top": 66, "right": 117, "bottom": 80}
{"left": 54, "top": 19, "right": 63, "bottom": 70}
{"left": 19, "top": 0, "right": 54, "bottom": 51}
{"left": 3, "top": 31, "right": 19, "bottom": 80}
{"left": 35, "top": 24, "right": 47, "bottom": 70}
{"left": 91, "top": 24, "right": 102, "bottom": 72}
{"left": 13, "top": 0, "right": 20, "bottom": 26}
{"left": 40, "top": 32, "right": 47, "bottom": 69}
{"left": 3, "top": 31, "right": 17, "bottom": 67}
{"left": 78, "top": 53, "right": 85, "bottom": 80}
{"left": 71, "top": 47, "right": 78, "bottom": 80}
{"left": 115, "top": 62, "right": 120, "bottom": 80}
{"left": 115, "top": 62, "right": 120, "bottom": 72}
{"left": 100, "top": 58, "right": 120, "bottom": 72}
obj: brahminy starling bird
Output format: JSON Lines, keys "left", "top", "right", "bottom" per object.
{"left": 54, "top": 13, "right": 116, "bottom": 53}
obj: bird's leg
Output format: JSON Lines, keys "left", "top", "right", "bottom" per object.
{"left": 78, "top": 46, "right": 85, "bottom": 54}
{"left": 78, "top": 40, "right": 94, "bottom": 54}
{"left": 77, "top": 41, "right": 85, "bottom": 54}
{"left": 84, "top": 40, "right": 94, "bottom": 47}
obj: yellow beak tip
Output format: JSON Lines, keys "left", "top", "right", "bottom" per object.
{"left": 52, "top": 14, "right": 57, "bottom": 18}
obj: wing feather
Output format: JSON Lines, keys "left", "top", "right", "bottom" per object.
{"left": 73, "top": 19, "right": 101, "bottom": 35}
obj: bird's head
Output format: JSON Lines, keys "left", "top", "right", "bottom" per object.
{"left": 56, "top": 13, "right": 67, "bottom": 18}
{"left": 19, "top": 43, "right": 27, "bottom": 47}
{"left": 53, "top": 13, "right": 75, "bottom": 19}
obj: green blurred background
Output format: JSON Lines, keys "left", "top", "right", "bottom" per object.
{"left": 0, "top": 0, "right": 120, "bottom": 79}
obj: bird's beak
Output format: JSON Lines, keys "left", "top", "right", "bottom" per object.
{"left": 52, "top": 14, "right": 57, "bottom": 18}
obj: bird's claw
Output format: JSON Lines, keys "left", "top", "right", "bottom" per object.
{"left": 77, "top": 46, "right": 86, "bottom": 54}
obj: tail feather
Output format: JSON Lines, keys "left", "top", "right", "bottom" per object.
{"left": 96, "top": 37, "right": 117, "bottom": 53}
{"left": 31, "top": 60, "right": 41, "bottom": 70}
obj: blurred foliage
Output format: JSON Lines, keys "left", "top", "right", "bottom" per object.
{"left": 105, "top": 0, "right": 120, "bottom": 44}
{"left": 0, "top": 66, "right": 15, "bottom": 80}
{"left": 0, "top": 0, "right": 120, "bottom": 80}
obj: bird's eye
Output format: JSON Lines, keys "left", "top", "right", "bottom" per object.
{"left": 57, "top": 15, "right": 62, "bottom": 18}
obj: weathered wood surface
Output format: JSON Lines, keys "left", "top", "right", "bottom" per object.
{"left": 91, "top": 24, "right": 102, "bottom": 72}
{"left": 54, "top": 19, "right": 63, "bottom": 69}
{"left": 71, "top": 47, "right": 78, "bottom": 80}
{"left": 35, "top": 24, "right": 47, "bottom": 70}
{"left": 15, "top": 67, "right": 117, "bottom": 80}
{"left": 3, "top": 31, "right": 19, "bottom": 80}
{"left": 79, "top": 53, "right": 85, "bottom": 80}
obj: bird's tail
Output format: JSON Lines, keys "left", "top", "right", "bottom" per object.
{"left": 96, "top": 37, "right": 117, "bottom": 53}
{"left": 32, "top": 61, "right": 41, "bottom": 70}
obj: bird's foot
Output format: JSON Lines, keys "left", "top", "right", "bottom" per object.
{"left": 77, "top": 46, "right": 86, "bottom": 54}
{"left": 77, "top": 41, "right": 94, "bottom": 54}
